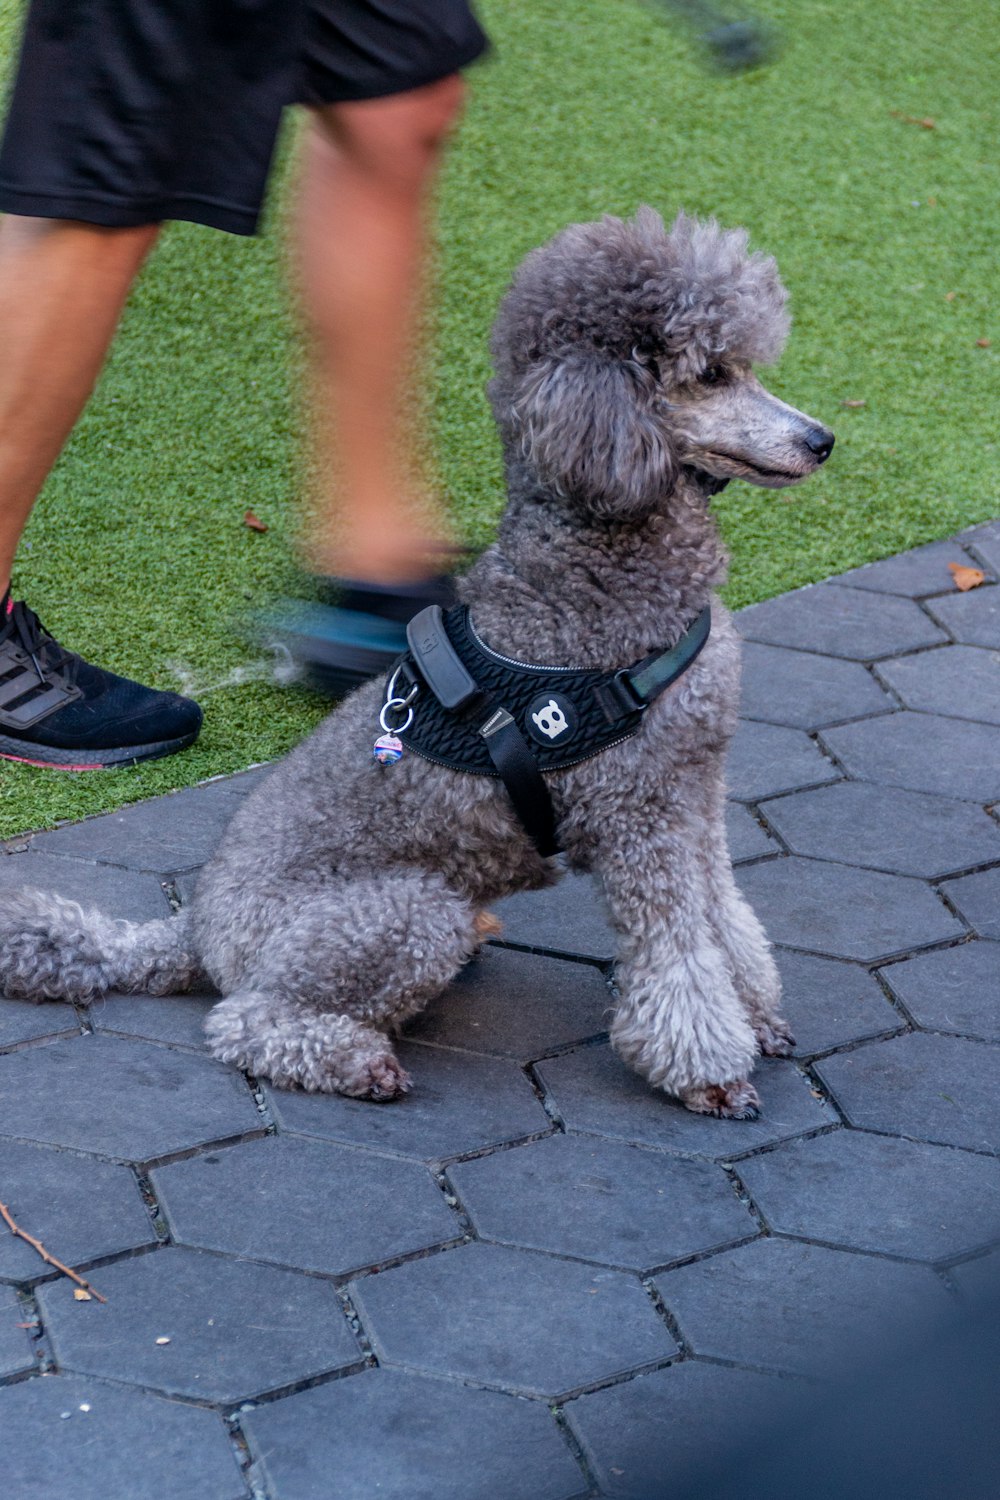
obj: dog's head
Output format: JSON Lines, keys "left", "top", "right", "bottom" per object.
{"left": 489, "top": 207, "right": 833, "bottom": 518}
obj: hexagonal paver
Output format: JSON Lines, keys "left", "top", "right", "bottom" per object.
{"left": 0, "top": 1034, "right": 261, "bottom": 1162}
{"left": 0, "top": 850, "right": 171, "bottom": 921}
{"left": 758, "top": 782, "right": 1000, "bottom": 878}
{"left": 736, "top": 856, "right": 964, "bottom": 961}
{"left": 725, "top": 719, "right": 839, "bottom": 802}
{"left": 1, "top": 1292, "right": 34, "bottom": 1378}
{"left": 879, "top": 942, "right": 1000, "bottom": 1040}
{"left": 492, "top": 871, "right": 615, "bottom": 962}
{"left": 726, "top": 802, "right": 779, "bottom": 863}
{"left": 963, "top": 522, "right": 1000, "bottom": 575}
{"left": 244, "top": 1367, "right": 583, "bottom": 1500}
{"left": 740, "top": 641, "right": 893, "bottom": 729}
{"left": 654, "top": 1239, "right": 951, "bottom": 1375}
{"left": 565, "top": 1361, "right": 789, "bottom": 1500}
{"left": 827, "top": 539, "right": 991, "bottom": 598}
{"left": 267, "top": 1041, "right": 550, "bottom": 1162}
{"left": 0, "top": 998, "right": 78, "bottom": 1051}
{"left": 815, "top": 1033, "right": 1000, "bottom": 1153}
{"left": 27, "top": 784, "right": 239, "bottom": 874}
{"left": 152, "top": 1135, "right": 458, "bottom": 1276}
{"left": 0, "top": 1141, "right": 155, "bottom": 1283}
{"left": 0, "top": 1375, "right": 247, "bottom": 1499}
{"left": 36, "top": 1246, "right": 360, "bottom": 1403}
{"left": 774, "top": 949, "right": 901, "bottom": 1055}
{"left": 821, "top": 711, "right": 1000, "bottom": 801}
{"left": 351, "top": 1241, "right": 674, "bottom": 1398}
{"left": 876, "top": 644, "right": 1000, "bottom": 726}
{"left": 403, "top": 945, "right": 610, "bottom": 1059}
{"left": 941, "top": 867, "right": 1000, "bottom": 939}
{"left": 215, "top": 765, "right": 274, "bottom": 799}
{"left": 926, "top": 584, "right": 1000, "bottom": 648}
{"left": 951, "top": 1249, "right": 1000, "bottom": 1302}
{"left": 86, "top": 993, "right": 216, "bottom": 1050}
{"left": 736, "top": 583, "right": 947, "bottom": 660}
{"left": 174, "top": 869, "right": 202, "bottom": 906}
{"left": 535, "top": 1044, "right": 833, "bottom": 1159}
{"left": 449, "top": 1134, "right": 755, "bottom": 1271}
{"left": 737, "top": 1131, "right": 1000, "bottom": 1261}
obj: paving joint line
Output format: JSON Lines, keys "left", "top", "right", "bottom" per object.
{"left": 548, "top": 1400, "right": 604, "bottom": 1497}
{"left": 485, "top": 937, "right": 614, "bottom": 971}
{"left": 223, "top": 1415, "right": 272, "bottom": 1500}
{"left": 841, "top": 1122, "right": 999, "bottom": 1160}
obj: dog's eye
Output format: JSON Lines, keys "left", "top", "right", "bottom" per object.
{"left": 699, "top": 364, "right": 727, "bottom": 386}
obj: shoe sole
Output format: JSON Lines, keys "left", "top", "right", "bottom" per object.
{"left": 252, "top": 601, "right": 405, "bottom": 699}
{"left": 0, "top": 730, "right": 200, "bottom": 771}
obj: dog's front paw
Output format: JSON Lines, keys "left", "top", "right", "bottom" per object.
{"left": 680, "top": 1079, "right": 761, "bottom": 1120}
{"left": 349, "top": 1054, "right": 412, "bottom": 1102}
{"left": 754, "top": 1017, "right": 795, "bottom": 1057}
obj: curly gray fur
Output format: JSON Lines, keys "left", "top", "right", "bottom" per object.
{"left": 0, "top": 208, "right": 832, "bottom": 1117}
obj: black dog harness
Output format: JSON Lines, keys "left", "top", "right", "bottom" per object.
{"left": 380, "top": 603, "right": 711, "bottom": 858}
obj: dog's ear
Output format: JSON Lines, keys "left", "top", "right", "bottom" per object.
{"left": 509, "top": 352, "right": 677, "bottom": 517}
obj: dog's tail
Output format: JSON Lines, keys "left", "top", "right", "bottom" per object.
{"left": 0, "top": 889, "right": 203, "bottom": 1004}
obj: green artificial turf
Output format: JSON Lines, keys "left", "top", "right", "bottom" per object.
{"left": 0, "top": 0, "right": 996, "bottom": 836}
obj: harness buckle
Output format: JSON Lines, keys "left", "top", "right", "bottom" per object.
{"left": 595, "top": 669, "right": 645, "bottom": 723}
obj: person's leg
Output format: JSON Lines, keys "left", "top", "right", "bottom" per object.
{"left": 0, "top": 0, "right": 296, "bottom": 763}
{"left": 0, "top": 216, "right": 160, "bottom": 595}
{"left": 296, "top": 73, "right": 466, "bottom": 586}
{"left": 0, "top": 214, "right": 205, "bottom": 770}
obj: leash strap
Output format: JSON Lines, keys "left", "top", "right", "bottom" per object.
{"left": 405, "top": 605, "right": 558, "bottom": 856}
{"left": 479, "top": 706, "right": 559, "bottom": 857}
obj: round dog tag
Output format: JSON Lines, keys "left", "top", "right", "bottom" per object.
{"left": 373, "top": 734, "right": 404, "bottom": 764}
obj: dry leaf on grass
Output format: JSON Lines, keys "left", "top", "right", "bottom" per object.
{"left": 948, "top": 562, "right": 986, "bottom": 591}
{"left": 841, "top": 399, "right": 866, "bottom": 409}
{"left": 976, "top": 338, "right": 991, "bottom": 348}
{"left": 891, "top": 111, "right": 936, "bottom": 128}
{"left": 243, "top": 509, "right": 268, "bottom": 533}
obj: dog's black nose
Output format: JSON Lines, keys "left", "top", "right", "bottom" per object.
{"left": 803, "top": 426, "right": 835, "bottom": 463}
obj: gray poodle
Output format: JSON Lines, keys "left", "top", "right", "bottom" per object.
{"left": 0, "top": 208, "right": 833, "bottom": 1119}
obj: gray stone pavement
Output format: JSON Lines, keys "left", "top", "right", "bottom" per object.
{"left": 1, "top": 522, "right": 999, "bottom": 1499}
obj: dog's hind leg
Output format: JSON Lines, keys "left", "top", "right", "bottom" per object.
{"left": 596, "top": 818, "right": 761, "bottom": 1118}
{"left": 204, "top": 870, "right": 479, "bottom": 1098}
{"left": 205, "top": 995, "right": 412, "bottom": 1098}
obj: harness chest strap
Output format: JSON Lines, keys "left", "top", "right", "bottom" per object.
{"left": 395, "top": 603, "right": 712, "bottom": 857}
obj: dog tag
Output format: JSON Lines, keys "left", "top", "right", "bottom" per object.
{"left": 373, "top": 733, "right": 404, "bottom": 765}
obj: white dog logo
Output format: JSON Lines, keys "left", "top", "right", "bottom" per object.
{"left": 531, "top": 699, "right": 569, "bottom": 740}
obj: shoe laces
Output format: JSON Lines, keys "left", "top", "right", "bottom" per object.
{"left": 1, "top": 599, "right": 75, "bottom": 689}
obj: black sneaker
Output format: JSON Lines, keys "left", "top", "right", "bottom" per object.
{"left": 0, "top": 599, "right": 202, "bottom": 770}
{"left": 256, "top": 573, "right": 457, "bottom": 698}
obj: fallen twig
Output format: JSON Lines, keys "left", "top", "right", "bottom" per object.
{"left": 0, "top": 1198, "right": 107, "bottom": 1303}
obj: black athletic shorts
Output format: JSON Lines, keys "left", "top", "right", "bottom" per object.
{"left": 0, "top": 1, "right": 488, "bottom": 235}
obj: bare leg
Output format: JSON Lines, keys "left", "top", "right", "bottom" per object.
{"left": 0, "top": 217, "right": 160, "bottom": 593}
{"left": 294, "top": 75, "right": 466, "bottom": 585}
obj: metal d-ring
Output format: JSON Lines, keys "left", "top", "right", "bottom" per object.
{"left": 379, "top": 668, "right": 418, "bottom": 735}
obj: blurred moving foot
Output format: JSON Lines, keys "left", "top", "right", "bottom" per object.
{"left": 258, "top": 574, "right": 457, "bottom": 697}
{"left": 0, "top": 596, "right": 202, "bottom": 769}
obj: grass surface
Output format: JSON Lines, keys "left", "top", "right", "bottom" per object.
{"left": 0, "top": 0, "right": 996, "bottom": 836}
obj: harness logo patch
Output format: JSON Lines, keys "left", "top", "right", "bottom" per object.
{"left": 526, "top": 692, "right": 577, "bottom": 746}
